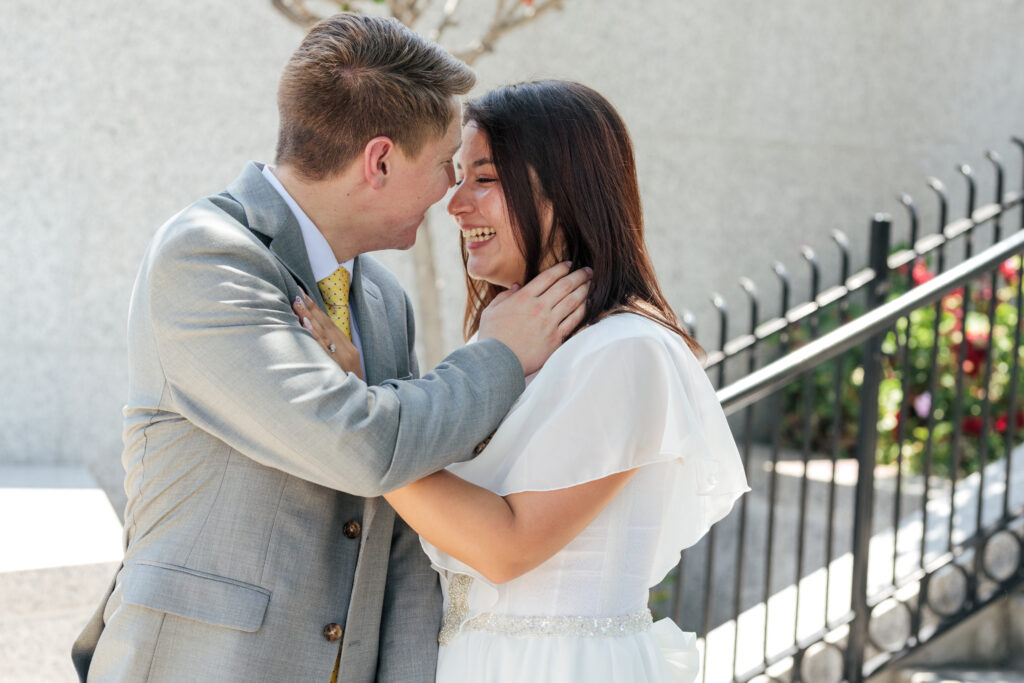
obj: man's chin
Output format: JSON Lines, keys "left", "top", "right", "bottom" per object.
{"left": 387, "top": 226, "right": 420, "bottom": 252}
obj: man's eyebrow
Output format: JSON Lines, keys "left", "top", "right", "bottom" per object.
{"left": 447, "top": 141, "right": 462, "bottom": 157}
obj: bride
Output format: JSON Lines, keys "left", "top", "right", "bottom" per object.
{"left": 297, "top": 79, "right": 748, "bottom": 682}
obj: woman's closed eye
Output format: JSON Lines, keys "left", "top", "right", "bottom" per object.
{"left": 454, "top": 176, "right": 497, "bottom": 187}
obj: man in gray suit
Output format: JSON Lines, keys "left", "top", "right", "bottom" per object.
{"left": 72, "top": 13, "right": 590, "bottom": 682}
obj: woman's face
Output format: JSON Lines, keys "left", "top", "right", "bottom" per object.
{"left": 447, "top": 122, "right": 551, "bottom": 289}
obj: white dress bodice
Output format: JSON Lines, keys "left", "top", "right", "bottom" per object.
{"left": 421, "top": 313, "right": 749, "bottom": 682}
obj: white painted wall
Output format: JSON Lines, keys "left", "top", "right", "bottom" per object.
{"left": 3, "top": 0, "right": 1022, "bottom": 512}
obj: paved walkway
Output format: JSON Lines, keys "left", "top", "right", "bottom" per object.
{"left": 0, "top": 465, "right": 122, "bottom": 683}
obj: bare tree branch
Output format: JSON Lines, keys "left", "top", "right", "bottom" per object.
{"left": 453, "top": 0, "right": 565, "bottom": 65}
{"left": 272, "top": 0, "right": 323, "bottom": 28}
{"left": 429, "top": 0, "right": 462, "bottom": 43}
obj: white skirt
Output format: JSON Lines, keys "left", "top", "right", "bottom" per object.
{"left": 435, "top": 617, "right": 699, "bottom": 683}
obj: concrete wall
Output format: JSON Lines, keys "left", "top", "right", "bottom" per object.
{"left": 1, "top": 0, "right": 305, "bottom": 511}
{"left": 2, "top": 0, "right": 1023, "bottom": 512}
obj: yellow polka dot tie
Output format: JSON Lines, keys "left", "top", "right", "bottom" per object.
{"left": 316, "top": 266, "right": 352, "bottom": 340}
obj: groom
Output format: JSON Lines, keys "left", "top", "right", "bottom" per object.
{"left": 72, "top": 13, "right": 589, "bottom": 682}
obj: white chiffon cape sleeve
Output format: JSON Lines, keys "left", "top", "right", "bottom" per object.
{"left": 423, "top": 314, "right": 749, "bottom": 587}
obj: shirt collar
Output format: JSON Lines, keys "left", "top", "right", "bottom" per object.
{"left": 261, "top": 164, "right": 353, "bottom": 282}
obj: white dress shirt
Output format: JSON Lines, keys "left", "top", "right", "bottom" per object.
{"left": 262, "top": 164, "right": 366, "bottom": 377}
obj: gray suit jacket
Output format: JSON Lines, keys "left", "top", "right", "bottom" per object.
{"left": 72, "top": 162, "right": 524, "bottom": 682}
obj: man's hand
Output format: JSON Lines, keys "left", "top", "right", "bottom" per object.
{"left": 478, "top": 262, "right": 592, "bottom": 375}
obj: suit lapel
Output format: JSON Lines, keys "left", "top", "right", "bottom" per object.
{"left": 226, "top": 164, "right": 399, "bottom": 383}
{"left": 350, "top": 256, "right": 396, "bottom": 386}
{"left": 225, "top": 162, "right": 324, "bottom": 308}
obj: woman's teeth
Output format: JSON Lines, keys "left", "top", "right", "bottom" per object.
{"left": 464, "top": 228, "right": 496, "bottom": 242}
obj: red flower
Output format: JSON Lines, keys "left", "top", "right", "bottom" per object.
{"left": 943, "top": 287, "right": 965, "bottom": 317}
{"left": 912, "top": 259, "right": 934, "bottom": 286}
{"left": 892, "top": 409, "right": 903, "bottom": 440}
{"left": 961, "top": 415, "right": 984, "bottom": 436}
{"left": 953, "top": 333, "right": 987, "bottom": 376}
{"left": 999, "top": 258, "right": 1020, "bottom": 285}
{"left": 995, "top": 410, "right": 1024, "bottom": 433}
{"left": 964, "top": 345, "right": 986, "bottom": 375}
{"left": 965, "top": 327, "right": 988, "bottom": 348}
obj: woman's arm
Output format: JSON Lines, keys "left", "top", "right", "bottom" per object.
{"left": 297, "top": 290, "right": 634, "bottom": 582}
{"left": 384, "top": 468, "right": 636, "bottom": 584}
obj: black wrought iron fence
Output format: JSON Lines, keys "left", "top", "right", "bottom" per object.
{"left": 652, "top": 137, "right": 1024, "bottom": 683}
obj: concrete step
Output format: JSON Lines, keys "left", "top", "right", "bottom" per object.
{"left": 0, "top": 465, "right": 124, "bottom": 682}
{"left": 896, "top": 666, "right": 1024, "bottom": 682}
{"left": 0, "top": 562, "right": 118, "bottom": 683}
{"left": 0, "top": 464, "right": 123, "bottom": 572}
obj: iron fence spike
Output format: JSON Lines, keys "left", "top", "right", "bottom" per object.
{"left": 899, "top": 194, "right": 919, "bottom": 248}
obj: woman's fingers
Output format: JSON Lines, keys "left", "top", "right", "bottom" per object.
{"left": 294, "top": 294, "right": 330, "bottom": 348}
{"left": 292, "top": 292, "right": 363, "bottom": 377}
{"left": 292, "top": 296, "right": 306, "bottom": 320}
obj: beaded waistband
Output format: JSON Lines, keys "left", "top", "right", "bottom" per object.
{"left": 438, "top": 573, "right": 653, "bottom": 645}
{"left": 460, "top": 609, "right": 653, "bottom": 640}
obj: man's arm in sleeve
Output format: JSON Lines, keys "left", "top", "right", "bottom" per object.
{"left": 146, "top": 213, "right": 524, "bottom": 497}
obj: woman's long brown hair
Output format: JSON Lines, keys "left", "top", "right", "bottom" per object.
{"left": 461, "top": 80, "right": 701, "bottom": 355}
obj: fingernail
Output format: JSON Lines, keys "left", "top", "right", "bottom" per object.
{"left": 585, "top": 267, "right": 593, "bottom": 275}
{"left": 294, "top": 296, "right": 304, "bottom": 307}
{"left": 563, "top": 260, "right": 572, "bottom": 267}
{"left": 302, "top": 317, "right": 312, "bottom": 330}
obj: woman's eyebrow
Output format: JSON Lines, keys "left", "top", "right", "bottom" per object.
{"left": 455, "top": 157, "right": 494, "bottom": 172}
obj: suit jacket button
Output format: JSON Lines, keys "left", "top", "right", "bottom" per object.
{"left": 323, "top": 623, "right": 343, "bottom": 642}
{"left": 343, "top": 520, "right": 361, "bottom": 539}
{"left": 473, "top": 434, "right": 493, "bottom": 455}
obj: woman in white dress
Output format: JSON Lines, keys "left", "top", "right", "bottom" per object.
{"left": 299, "top": 80, "right": 749, "bottom": 682}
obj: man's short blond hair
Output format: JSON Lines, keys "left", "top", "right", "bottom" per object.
{"left": 276, "top": 13, "right": 475, "bottom": 180}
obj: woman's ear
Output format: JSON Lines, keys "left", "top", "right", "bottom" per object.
{"left": 363, "top": 136, "right": 395, "bottom": 189}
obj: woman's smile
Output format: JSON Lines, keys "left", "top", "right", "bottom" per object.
{"left": 448, "top": 122, "right": 531, "bottom": 287}
{"left": 462, "top": 226, "right": 497, "bottom": 246}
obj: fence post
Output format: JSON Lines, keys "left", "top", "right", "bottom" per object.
{"left": 844, "top": 215, "right": 891, "bottom": 682}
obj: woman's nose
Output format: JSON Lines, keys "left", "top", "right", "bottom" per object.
{"left": 447, "top": 183, "right": 469, "bottom": 216}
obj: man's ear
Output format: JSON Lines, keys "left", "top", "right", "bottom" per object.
{"left": 363, "top": 136, "right": 396, "bottom": 190}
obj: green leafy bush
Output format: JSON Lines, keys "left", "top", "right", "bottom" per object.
{"left": 778, "top": 253, "right": 1024, "bottom": 475}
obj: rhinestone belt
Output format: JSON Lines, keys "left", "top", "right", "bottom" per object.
{"left": 438, "top": 574, "right": 653, "bottom": 645}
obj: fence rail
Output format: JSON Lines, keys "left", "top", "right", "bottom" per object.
{"left": 655, "top": 136, "right": 1024, "bottom": 683}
